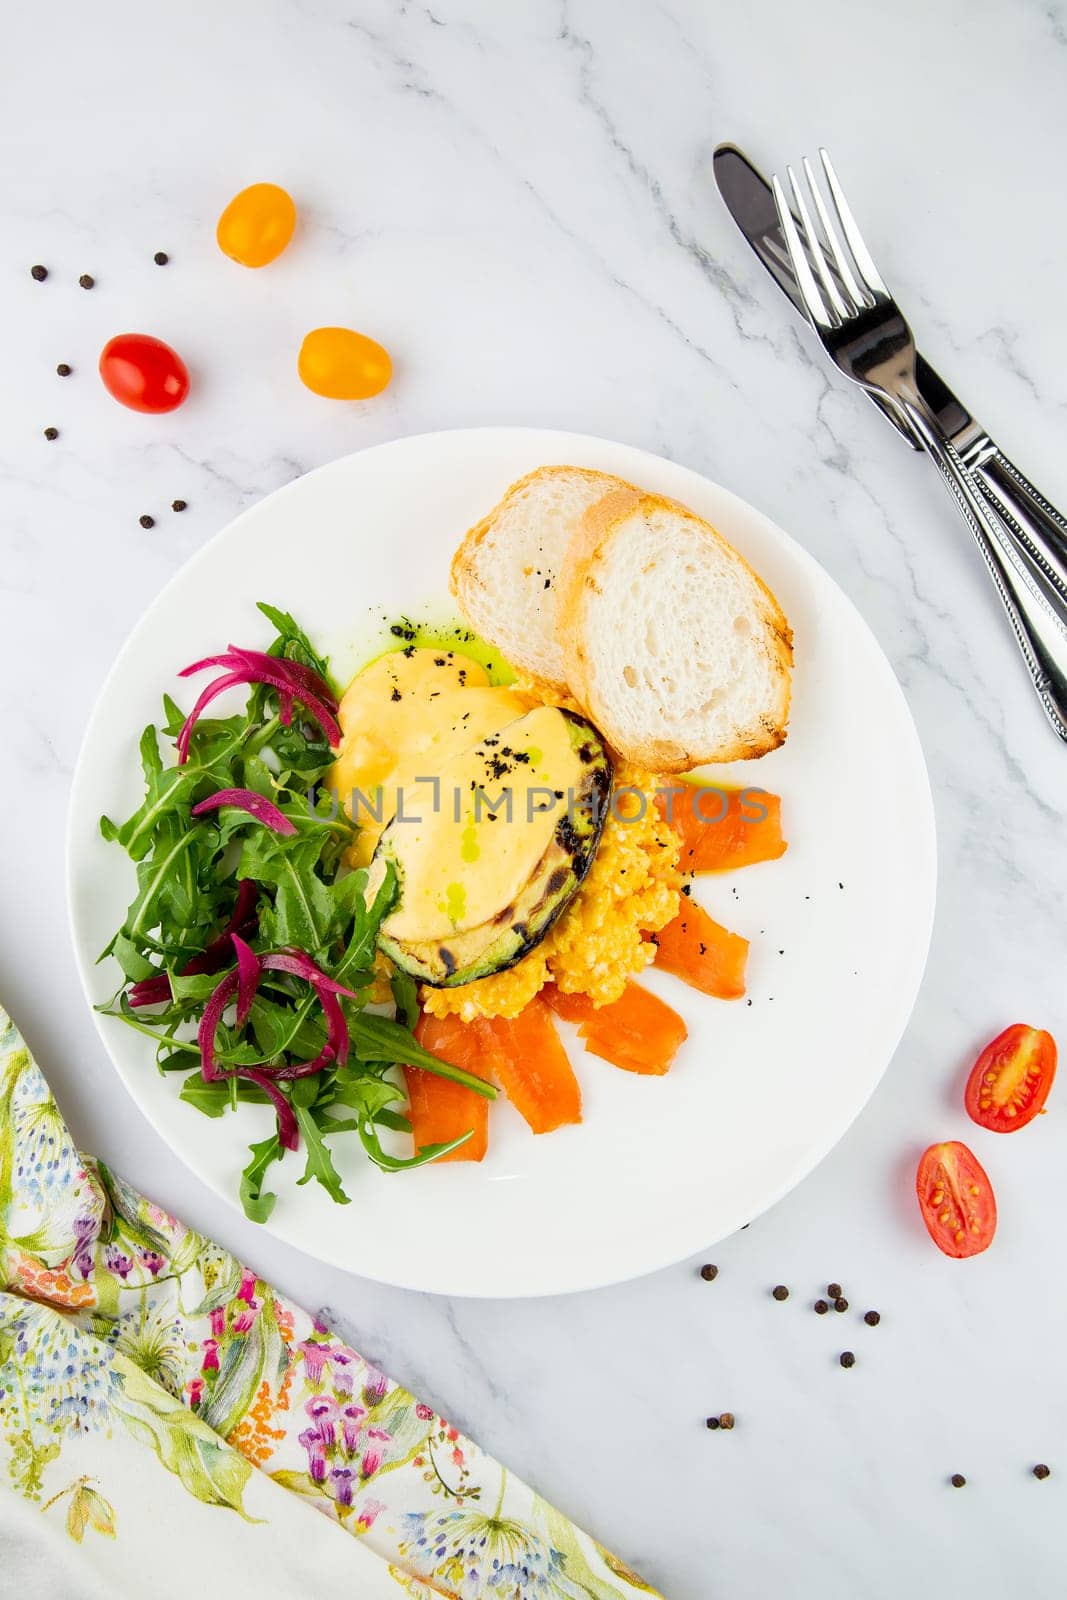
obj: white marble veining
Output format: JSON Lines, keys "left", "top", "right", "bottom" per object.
{"left": 3, "top": 1, "right": 1067, "bottom": 1594}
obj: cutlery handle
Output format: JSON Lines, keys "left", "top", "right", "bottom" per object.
{"left": 976, "top": 451, "right": 1067, "bottom": 604}
{"left": 900, "top": 397, "right": 1067, "bottom": 743}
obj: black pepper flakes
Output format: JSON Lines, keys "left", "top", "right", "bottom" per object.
{"left": 772, "top": 1285, "right": 789, "bottom": 1301}
{"left": 56, "top": 363, "right": 72, "bottom": 377}
{"left": 950, "top": 1473, "right": 966, "bottom": 1488}
{"left": 839, "top": 1351, "right": 855, "bottom": 1369}
{"left": 31, "top": 264, "right": 48, "bottom": 282}
{"left": 78, "top": 273, "right": 95, "bottom": 289}
{"left": 827, "top": 1283, "right": 842, "bottom": 1299}
{"left": 864, "top": 1310, "right": 881, "bottom": 1327}
{"left": 171, "top": 499, "right": 187, "bottom": 512}
{"left": 1033, "top": 1464, "right": 1051, "bottom": 1480}
{"left": 705, "top": 1416, "right": 720, "bottom": 1430}
{"left": 834, "top": 1297, "right": 849, "bottom": 1314}
{"left": 699, "top": 1263, "right": 718, "bottom": 1281}
{"left": 139, "top": 514, "right": 155, "bottom": 529}
{"left": 814, "top": 1299, "right": 829, "bottom": 1315}
{"left": 718, "top": 1413, "right": 735, "bottom": 1431}
{"left": 43, "top": 426, "right": 59, "bottom": 441}
{"left": 154, "top": 251, "right": 169, "bottom": 265}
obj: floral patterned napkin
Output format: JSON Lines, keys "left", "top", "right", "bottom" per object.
{"left": 0, "top": 1005, "right": 660, "bottom": 1598}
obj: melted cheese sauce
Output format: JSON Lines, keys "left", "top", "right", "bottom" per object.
{"left": 329, "top": 648, "right": 527, "bottom": 869}
{"left": 331, "top": 649, "right": 584, "bottom": 938}
{"left": 383, "top": 702, "right": 579, "bottom": 940}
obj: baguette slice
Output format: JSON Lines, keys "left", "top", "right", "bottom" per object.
{"left": 450, "top": 465, "right": 639, "bottom": 692}
{"left": 557, "top": 490, "right": 793, "bottom": 770}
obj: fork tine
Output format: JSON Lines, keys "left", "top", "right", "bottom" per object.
{"left": 771, "top": 174, "right": 833, "bottom": 330}
{"left": 801, "top": 156, "right": 868, "bottom": 313}
{"left": 786, "top": 164, "right": 850, "bottom": 324}
{"left": 819, "top": 148, "right": 888, "bottom": 300}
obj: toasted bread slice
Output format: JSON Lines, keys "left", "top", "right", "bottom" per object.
{"left": 557, "top": 491, "right": 793, "bottom": 769}
{"left": 449, "top": 465, "right": 639, "bottom": 692}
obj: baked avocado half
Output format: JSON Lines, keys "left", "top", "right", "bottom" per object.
{"left": 367, "top": 705, "right": 612, "bottom": 986}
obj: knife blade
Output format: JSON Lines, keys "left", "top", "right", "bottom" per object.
{"left": 713, "top": 142, "right": 1067, "bottom": 596}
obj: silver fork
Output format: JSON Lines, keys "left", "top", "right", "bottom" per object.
{"left": 772, "top": 149, "right": 1067, "bottom": 745}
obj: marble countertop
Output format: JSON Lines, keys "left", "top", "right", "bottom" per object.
{"left": 3, "top": 1, "right": 1066, "bottom": 1594}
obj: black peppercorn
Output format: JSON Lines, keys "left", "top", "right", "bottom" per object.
{"left": 950, "top": 1473, "right": 966, "bottom": 1488}
{"left": 139, "top": 514, "right": 155, "bottom": 529}
{"left": 705, "top": 1416, "right": 720, "bottom": 1430}
{"left": 772, "top": 1285, "right": 789, "bottom": 1301}
{"left": 154, "top": 251, "right": 169, "bottom": 265}
{"left": 814, "top": 1299, "right": 829, "bottom": 1314}
{"left": 718, "top": 1413, "right": 735, "bottom": 1430}
{"left": 1033, "top": 1464, "right": 1051, "bottom": 1480}
{"left": 31, "top": 264, "right": 48, "bottom": 282}
{"left": 864, "top": 1310, "right": 880, "bottom": 1327}
{"left": 171, "top": 499, "right": 187, "bottom": 513}
{"left": 43, "top": 426, "right": 59, "bottom": 441}
{"left": 78, "top": 273, "right": 95, "bottom": 289}
{"left": 827, "top": 1283, "right": 842, "bottom": 1299}
{"left": 839, "top": 1351, "right": 855, "bottom": 1369}
{"left": 699, "top": 1264, "right": 718, "bottom": 1282}
{"left": 834, "top": 1297, "right": 849, "bottom": 1313}
{"left": 56, "top": 363, "right": 72, "bottom": 377}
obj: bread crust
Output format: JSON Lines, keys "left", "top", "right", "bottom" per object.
{"left": 557, "top": 489, "right": 793, "bottom": 770}
{"left": 449, "top": 465, "right": 644, "bottom": 695}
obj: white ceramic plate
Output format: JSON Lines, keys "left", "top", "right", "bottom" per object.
{"left": 68, "top": 428, "right": 936, "bottom": 1297}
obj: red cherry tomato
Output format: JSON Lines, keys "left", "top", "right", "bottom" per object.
{"left": 916, "top": 1141, "right": 997, "bottom": 1258}
{"left": 965, "top": 1023, "right": 1057, "bottom": 1132}
{"left": 99, "top": 334, "right": 190, "bottom": 414}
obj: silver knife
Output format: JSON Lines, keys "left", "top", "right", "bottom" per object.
{"left": 713, "top": 143, "right": 1067, "bottom": 602}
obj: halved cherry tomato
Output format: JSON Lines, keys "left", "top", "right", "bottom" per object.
{"left": 216, "top": 182, "right": 296, "bottom": 268}
{"left": 916, "top": 1141, "right": 997, "bottom": 1258}
{"left": 99, "top": 333, "right": 189, "bottom": 414}
{"left": 964, "top": 1023, "right": 1057, "bottom": 1133}
{"left": 298, "top": 327, "right": 392, "bottom": 400}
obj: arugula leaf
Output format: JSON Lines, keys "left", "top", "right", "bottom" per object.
{"left": 123, "top": 831, "right": 200, "bottom": 941}
{"left": 374, "top": 1107, "right": 412, "bottom": 1133}
{"left": 350, "top": 1014, "right": 497, "bottom": 1098}
{"left": 166, "top": 970, "right": 228, "bottom": 1005}
{"left": 247, "top": 994, "right": 326, "bottom": 1063}
{"left": 240, "top": 1135, "right": 282, "bottom": 1223}
{"left": 256, "top": 601, "right": 331, "bottom": 682}
{"left": 358, "top": 1115, "right": 472, "bottom": 1171}
{"left": 180, "top": 1073, "right": 270, "bottom": 1117}
{"left": 238, "top": 832, "right": 334, "bottom": 952}
{"left": 294, "top": 1103, "right": 351, "bottom": 1206}
{"left": 330, "top": 1072, "right": 406, "bottom": 1120}
{"left": 111, "top": 932, "right": 158, "bottom": 983}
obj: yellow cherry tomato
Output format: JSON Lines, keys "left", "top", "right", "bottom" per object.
{"left": 216, "top": 183, "right": 296, "bottom": 268}
{"left": 298, "top": 327, "right": 392, "bottom": 400}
